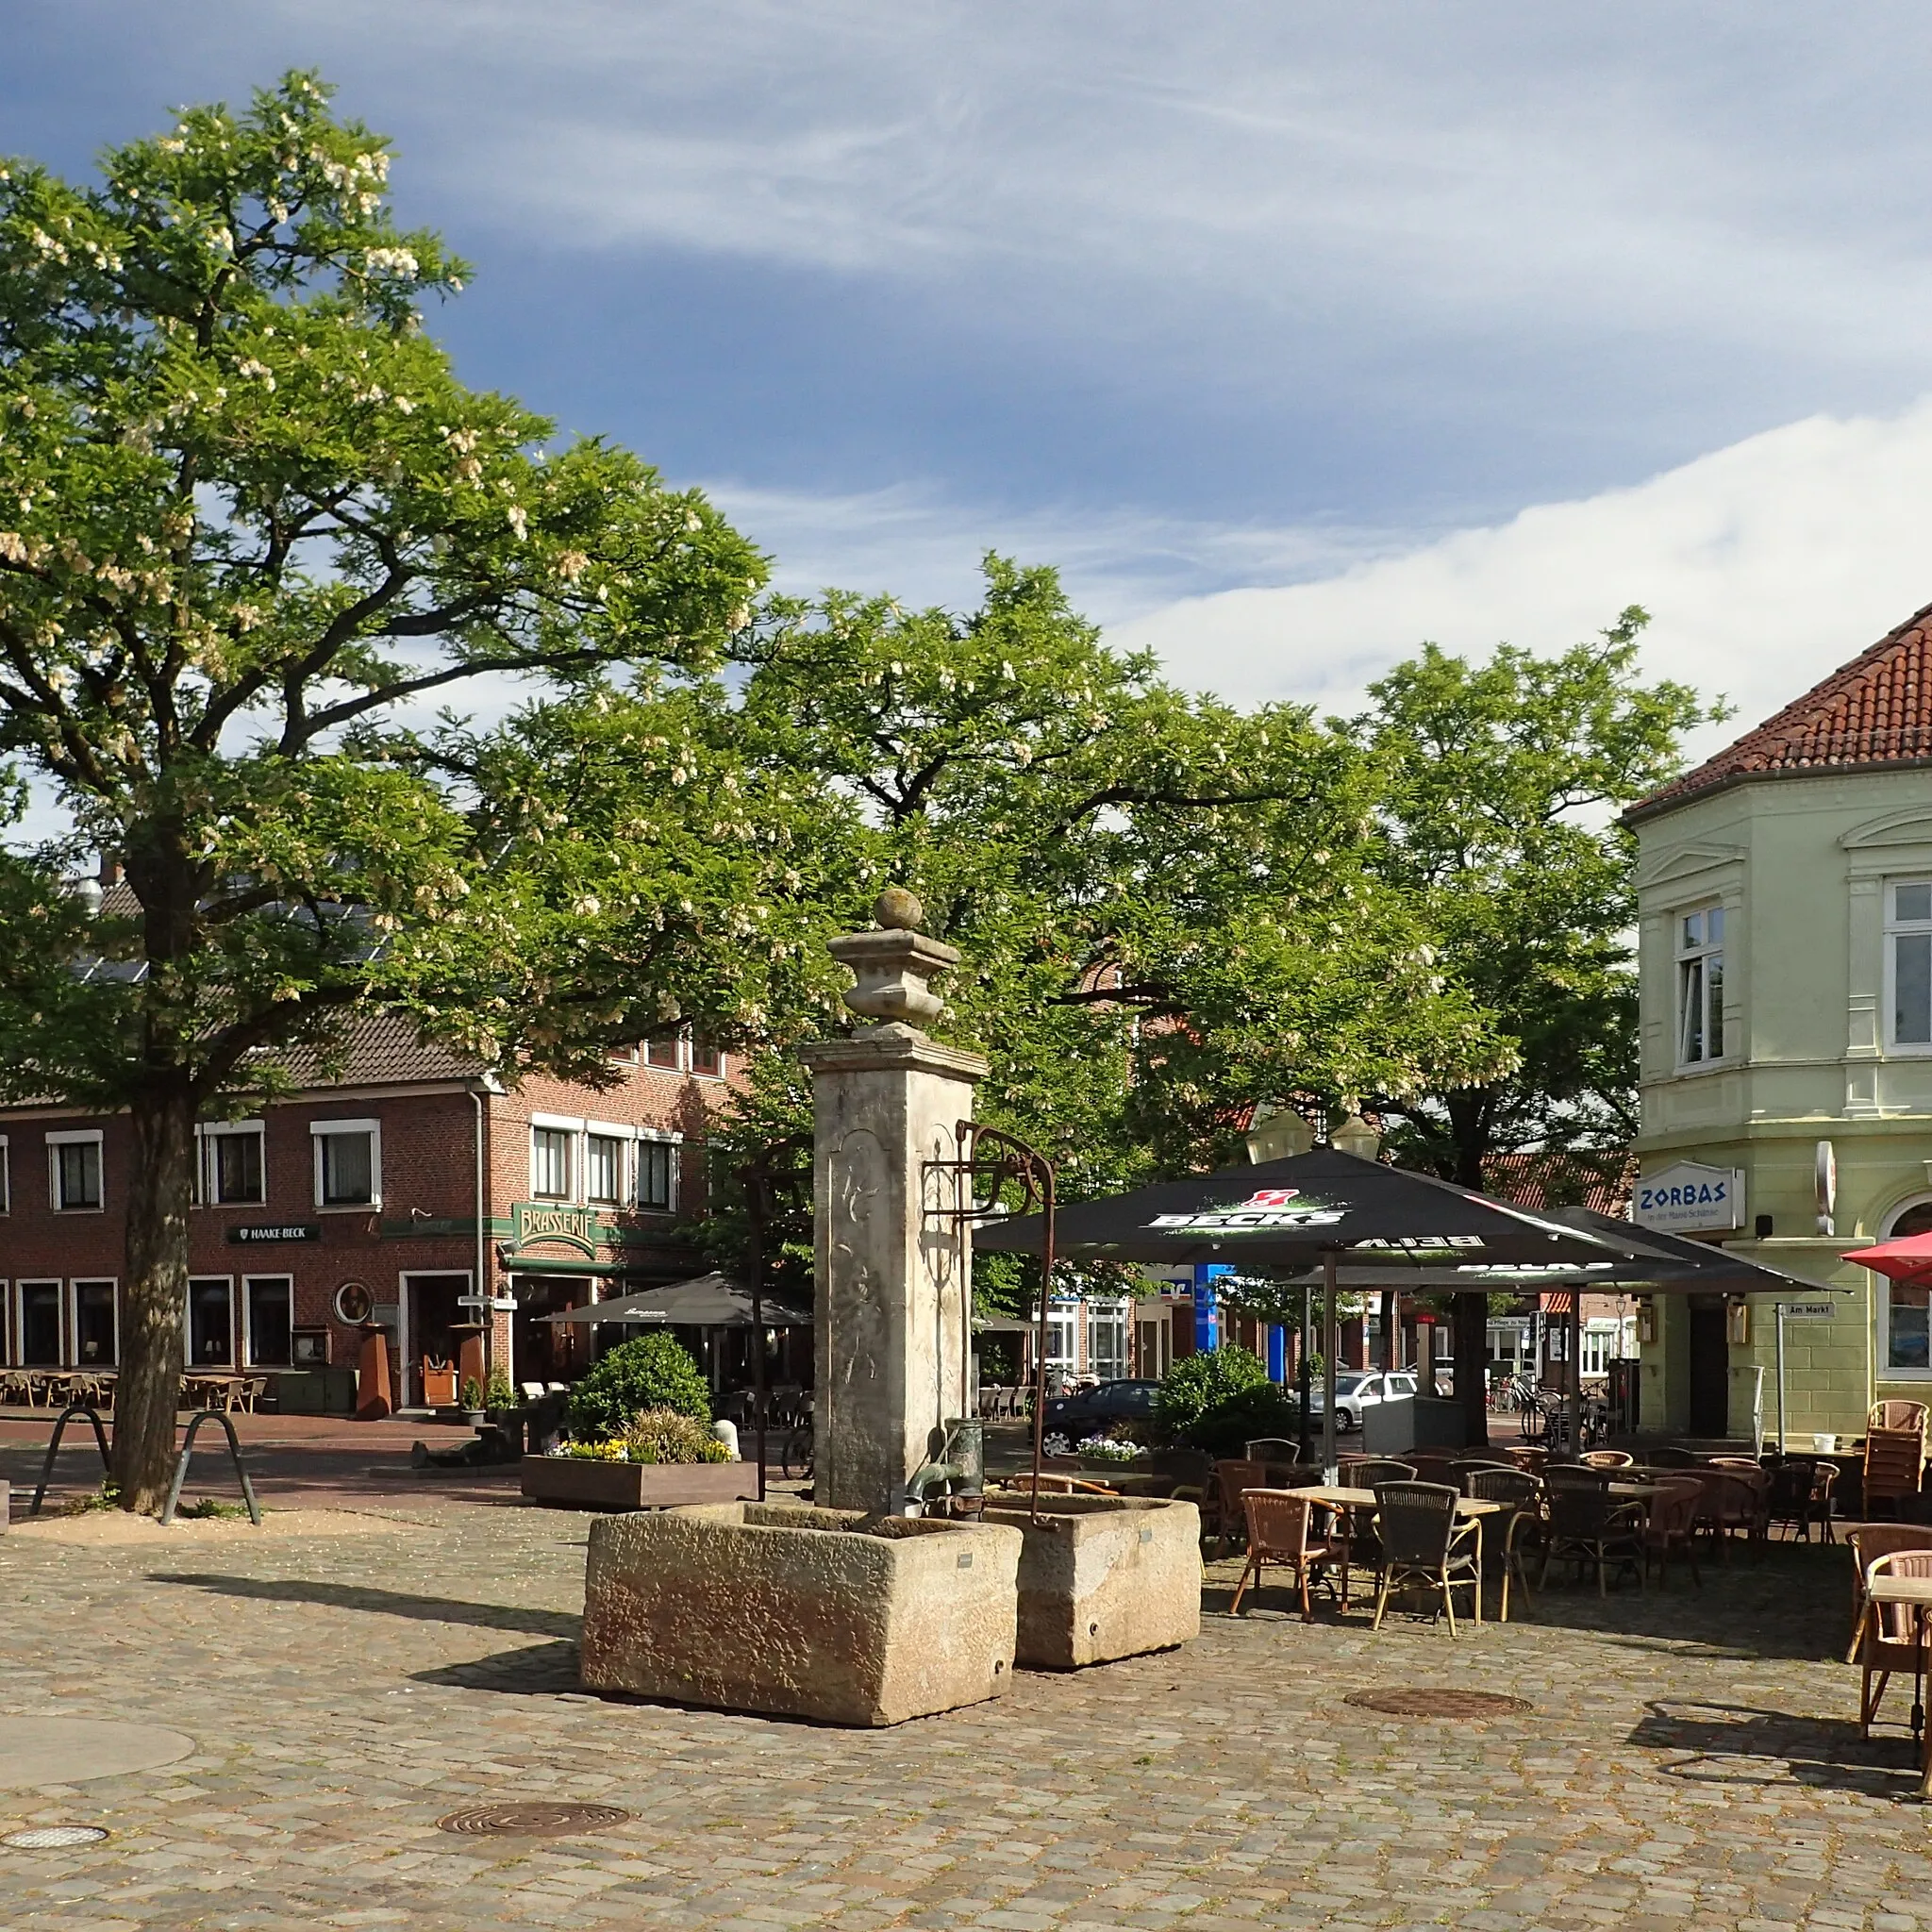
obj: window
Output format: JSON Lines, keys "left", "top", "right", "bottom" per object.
{"left": 48, "top": 1129, "right": 104, "bottom": 1210}
{"left": 205, "top": 1124, "right": 265, "bottom": 1205}
{"left": 1676, "top": 904, "right": 1726, "bottom": 1065}
{"left": 1045, "top": 1303, "right": 1076, "bottom": 1372}
{"left": 1580, "top": 1322, "right": 1624, "bottom": 1379}
{"left": 1890, "top": 881, "right": 1932, "bottom": 1048}
{"left": 690, "top": 1038, "right": 724, "bottom": 1078}
{"left": 18, "top": 1280, "right": 60, "bottom": 1365}
{"left": 1088, "top": 1299, "right": 1129, "bottom": 1381}
{"left": 637, "top": 1138, "right": 676, "bottom": 1212}
{"left": 530, "top": 1126, "right": 574, "bottom": 1201}
{"left": 71, "top": 1279, "right": 117, "bottom": 1366}
{"left": 1883, "top": 1201, "right": 1932, "bottom": 1373}
{"left": 645, "top": 1037, "right": 682, "bottom": 1070}
{"left": 188, "top": 1277, "right": 235, "bottom": 1365}
{"left": 584, "top": 1133, "right": 624, "bottom": 1206}
{"left": 245, "top": 1276, "right": 294, "bottom": 1367}
{"left": 311, "top": 1120, "right": 379, "bottom": 1208}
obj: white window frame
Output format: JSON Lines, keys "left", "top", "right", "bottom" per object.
{"left": 583, "top": 1123, "right": 628, "bottom": 1208}
{"left": 529, "top": 1124, "right": 575, "bottom": 1202}
{"left": 202, "top": 1120, "right": 267, "bottom": 1206}
{"left": 688, "top": 1035, "right": 727, "bottom": 1081}
{"left": 16, "top": 1277, "right": 63, "bottom": 1366}
{"left": 1674, "top": 902, "right": 1727, "bottom": 1070}
{"left": 1879, "top": 1196, "right": 1932, "bottom": 1379}
{"left": 635, "top": 1132, "right": 679, "bottom": 1213}
{"left": 242, "top": 1274, "right": 296, "bottom": 1369}
{"left": 1087, "top": 1297, "right": 1130, "bottom": 1382}
{"left": 1044, "top": 1300, "right": 1078, "bottom": 1373}
{"left": 185, "top": 1274, "right": 237, "bottom": 1368}
{"left": 309, "top": 1117, "right": 382, "bottom": 1210}
{"left": 47, "top": 1127, "right": 106, "bottom": 1212}
{"left": 1579, "top": 1320, "right": 1624, "bottom": 1379}
{"left": 68, "top": 1276, "right": 120, "bottom": 1369}
{"left": 1886, "top": 880, "right": 1932, "bottom": 1055}
{"left": 0, "top": 1133, "right": 8, "bottom": 1215}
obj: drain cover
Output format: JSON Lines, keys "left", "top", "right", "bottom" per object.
{"left": 1344, "top": 1688, "right": 1532, "bottom": 1720}
{"left": 436, "top": 1802, "right": 631, "bottom": 1837}
{"left": 4, "top": 1826, "right": 110, "bottom": 1850}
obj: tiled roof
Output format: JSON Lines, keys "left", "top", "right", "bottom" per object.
{"left": 1483, "top": 1149, "right": 1635, "bottom": 1219}
{"left": 1629, "top": 600, "right": 1932, "bottom": 820}
{"left": 259, "top": 1010, "right": 481, "bottom": 1090}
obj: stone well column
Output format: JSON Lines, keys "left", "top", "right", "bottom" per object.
{"left": 800, "top": 890, "right": 989, "bottom": 1515}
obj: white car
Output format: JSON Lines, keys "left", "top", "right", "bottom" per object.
{"left": 1306, "top": 1370, "right": 1420, "bottom": 1432}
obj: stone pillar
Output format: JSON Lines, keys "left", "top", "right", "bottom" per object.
{"left": 801, "top": 891, "right": 989, "bottom": 1515}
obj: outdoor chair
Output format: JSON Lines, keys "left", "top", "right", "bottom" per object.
{"left": 1541, "top": 1469, "right": 1644, "bottom": 1596}
{"left": 1348, "top": 1458, "right": 1418, "bottom": 1490}
{"left": 1211, "top": 1459, "right": 1276, "bottom": 1556}
{"left": 1462, "top": 1465, "right": 1543, "bottom": 1622}
{"left": 1843, "top": 1524, "right": 1932, "bottom": 1662}
{"left": 1641, "top": 1476, "right": 1705, "bottom": 1591}
{"left": 1870, "top": 1400, "right": 1929, "bottom": 1434}
{"left": 1002, "top": 1473, "right": 1118, "bottom": 1497}
{"left": 1244, "top": 1437, "right": 1300, "bottom": 1463}
{"left": 1707, "top": 1456, "right": 1763, "bottom": 1471}
{"left": 1369, "top": 1481, "right": 1481, "bottom": 1634}
{"left": 1645, "top": 1446, "right": 1702, "bottom": 1468}
{"left": 1864, "top": 1425, "right": 1929, "bottom": 1517}
{"left": 1696, "top": 1468, "right": 1770, "bottom": 1561}
{"left": 1856, "top": 1549, "right": 1932, "bottom": 1736}
{"left": 1448, "top": 1457, "right": 1515, "bottom": 1484}
{"left": 1580, "top": 1449, "right": 1635, "bottom": 1470}
{"left": 1230, "top": 1490, "right": 1348, "bottom": 1621}
{"left": 1767, "top": 1456, "right": 1838, "bottom": 1542}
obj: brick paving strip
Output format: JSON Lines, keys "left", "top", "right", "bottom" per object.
{"left": 3, "top": 1503, "right": 1930, "bottom": 1932}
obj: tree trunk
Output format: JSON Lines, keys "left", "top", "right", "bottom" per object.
{"left": 111, "top": 1081, "right": 195, "bottom": 1511}
{"left": 1454, "top": 1291, "right": 1489, "bottom": 1451}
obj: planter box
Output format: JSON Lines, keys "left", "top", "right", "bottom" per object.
{"left": 519, "top": 1457, "right": 758, "bottom": 1511}
{"left": 580, "top": 1501, "right": 1022, "bottom": 1725}
{"left": 981, "top": 1494, "right": 1200, "bottom": 1669}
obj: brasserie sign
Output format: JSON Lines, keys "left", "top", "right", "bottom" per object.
{"left": 510, "top": 1201, "right": 600, "bottom": 1257}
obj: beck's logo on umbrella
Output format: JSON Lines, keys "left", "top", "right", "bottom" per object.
{"left": 1149, "top": 1188, "right": 1346, "bottom": 1232}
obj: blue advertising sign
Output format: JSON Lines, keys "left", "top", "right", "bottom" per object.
{"left": 1192, "top": 1262, "right": 1232, "bottom": 1353}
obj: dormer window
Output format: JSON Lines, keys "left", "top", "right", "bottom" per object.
{"left": 1889, "top": 881, "right": 1932, "bottom": 1049}
{"left": 1676, "top": 904, "right": 1725, "bottom": 1066}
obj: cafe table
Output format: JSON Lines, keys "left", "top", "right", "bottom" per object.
{"left": 1866, "top": 1573, "right": 1932, "bottom": 1799}
{"left": 1288, "top": 1484, "right": 1504, "bottom": 1598}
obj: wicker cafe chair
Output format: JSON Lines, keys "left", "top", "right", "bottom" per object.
{"left": 1857, "top": 1549, "right": 1932, "bottom": 1736}
{"left": 1370, "top": 1481, "right": 1482, "bottom": 1634}
{"left": 1211, "top": 1459, "right": 1276, "bottom": 1557}
{"left": 1645, "top": 1446, "right": 1702, "bottom": 1469}
{"left": 1541, "top": 1469, "right": 1645, "bottom": 1597}
{"left": 1462, "top": 1465, "right": 1543, "bottom": 1622}
{"left": 1230, "top": 1490, "right": 1349, "bottom": 1622}
{"left": 1767, "top": 1456, "right": 1839, "bottom": 1543}
{"left": 1641, "top": 1476, "right": 1705, "bottom": 1591}
{"left": 1697, "top": 1467, "right": 1770, "bottom": 1561}
{"left": 1348, "top": 1458, "right": 1419, "bottom": 1489}
{"left": 1843, "top": 1524, "right": 1932, "bottom": 1663}
{"left": 1245, "top": 1437, "right": 1301, "bottom": 1462}
{"left": 1870, "top": 1400, "right": 1930, "bottom": 1433}
{"left": 1581, "top": 1449, "right": 1636, "bottom": 1470}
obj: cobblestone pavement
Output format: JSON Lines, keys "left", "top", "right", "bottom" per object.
{"left": 3, "top": 1505, "right": 1929, "bottom": 1932}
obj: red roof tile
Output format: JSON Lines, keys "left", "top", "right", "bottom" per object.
{"left": 1629, "top": 600, "right": 1932, "bottom": 820}
{"left": 1483, "top": 1149, "right": 1635, "bottom": 1219}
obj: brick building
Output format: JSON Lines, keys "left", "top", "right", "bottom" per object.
{"left": 0, "top": 1013, "right": 741, "bottom": 1411}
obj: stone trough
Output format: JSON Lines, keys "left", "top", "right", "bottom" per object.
{"left": 979, "top": 1494, "right": 1201, "bottom": 1669}
{"left": 579, "top": 1501, "right": 1022, "bottom": 1726}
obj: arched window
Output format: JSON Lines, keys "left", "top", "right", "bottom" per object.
{"left": 1879, "top": 1197, "right": 1932, "bottom": 1374}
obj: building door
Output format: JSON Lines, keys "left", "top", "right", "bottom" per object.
{"left": 1688, "top": 1298, "right": 1730, "bottom": 1438}
{"left": 187, "top": 1277, "right": 235, "bottom": 1367}
{"left": 19, "top": 1281, "right": 61, "bottom": 1365}
{"left": 404, "top": 1274, "right": 471, "bottom": 1407}
{"left": 511, "top": 1274, "right": 594, "bottom": 1391}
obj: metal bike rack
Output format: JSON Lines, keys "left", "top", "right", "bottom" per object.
{"left": 28, "top": 1403, "right": 113, "bottom": 1517}
{"left": 159, "top": 1409, "right": 262, "bottom": 1526}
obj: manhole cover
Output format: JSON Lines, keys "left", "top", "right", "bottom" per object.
{"left": 1343, "top": 1688, "right": 1532, "bottom": 1720}
{"left": 4, "top": 1826, "right": 110, "bottom": 1850}
{"left": 436, "top": 1802, "right": 631, "bottom": 1838}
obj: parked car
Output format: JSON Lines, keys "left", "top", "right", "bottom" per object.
{"left": 1305, "top": 1370, "right": 1420, "bottom": 1432}
{"left": 1039, "top": 1378, "right": 1160, "bottom": 1454}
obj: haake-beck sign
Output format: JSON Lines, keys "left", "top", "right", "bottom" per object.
{"left": 227, "top": 1223, "right": 321, "bottom": 1244}
{"left": 1634, "top": 1161, "right": 1744, "bottom": 1235}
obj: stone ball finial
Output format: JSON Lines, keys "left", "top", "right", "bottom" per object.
{"left": 874, "top": 886, "right": 924, "bottom": 932}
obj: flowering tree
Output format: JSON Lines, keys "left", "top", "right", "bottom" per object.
{"left": 0, "top": 75, "right": 782, "bottom": 1508}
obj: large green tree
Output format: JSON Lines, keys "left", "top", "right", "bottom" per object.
{"left": 0, "top": 75, "right": 785, "bottom": 1507}
{"left": 1354, "top": 614, "right": 1722, "bottom": 1188}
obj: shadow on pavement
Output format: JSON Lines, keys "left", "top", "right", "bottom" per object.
{"left": 1630, "top": 1696, "right": 1924, "bottom": 1798}
{"left": 410, "top": 1640, "right": 583, "bottom": 1694}
{"left": 148, "top": 1573, "right": 581, "bottom": 1639}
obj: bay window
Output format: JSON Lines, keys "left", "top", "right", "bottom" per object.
{"left": 1676, "top": 905, "right": 1725, "bottom": 1066}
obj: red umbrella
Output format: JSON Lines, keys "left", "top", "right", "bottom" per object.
{"left": 1842, "top": 1234, "right": 1932, "bottom": 1285}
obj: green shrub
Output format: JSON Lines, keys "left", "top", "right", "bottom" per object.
{"left": 568, "top": 1334, "right": 711, "bottom": 1440}
{"left": 623, "top": 1407, "right": 731, "bottom": 1465}
{"left": 484, "top": 1372, "right": 517, "bottom": 1410}
{"left": 1154, "top": 1344, "right": 1270, "bottom": 1441}
{"left": 1186, "top": 1381, "right": 1303, "bottom": 1457}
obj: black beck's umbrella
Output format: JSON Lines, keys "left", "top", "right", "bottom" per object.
{"left": 541, "top": 1271, "right": 812, "bottom": 1329}
{"left": 974, "top": 1149, "right": 1642, "bottom": 1270}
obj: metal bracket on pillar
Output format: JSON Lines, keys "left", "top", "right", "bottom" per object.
{"left": 925, "top": 1121, "right": 1057, "bottom": 1520}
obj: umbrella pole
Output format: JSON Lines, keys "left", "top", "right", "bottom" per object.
{"left": 1298, "top": 1279, "right": 1314, "bottom": 1464}
{"left": 1030, "top": 1169, "right": 1057, "bottom": 1525}
{"left": 1567, "top": 1301, "right": 1581, "bottom": 1461}
{"left": 1323, "top": 1251, "right": 1340, "bottom": 1484}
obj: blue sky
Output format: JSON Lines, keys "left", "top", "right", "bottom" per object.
{"left": 9, "top": 2, "right": 1932, "bottom": 742}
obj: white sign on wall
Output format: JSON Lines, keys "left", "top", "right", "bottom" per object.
{"left": 1635, "top": 1160, "right": 1746, "bottom": 1234}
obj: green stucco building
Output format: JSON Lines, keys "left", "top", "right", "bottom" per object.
{"left": 1627, "top": 602, "right": 1932, "bottom": 1444}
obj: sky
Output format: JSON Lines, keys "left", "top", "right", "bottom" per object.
{"left": 8, "top": 2, "right": 1932, "bottom": 760}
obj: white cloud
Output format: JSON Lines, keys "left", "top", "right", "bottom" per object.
{"left": 1108, "top": 398, "right": 1932, "bottom": 758}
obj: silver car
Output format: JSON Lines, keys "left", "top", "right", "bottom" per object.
{"left": 1306, "top": 1370, "right": 1420, "bottom": 1432}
